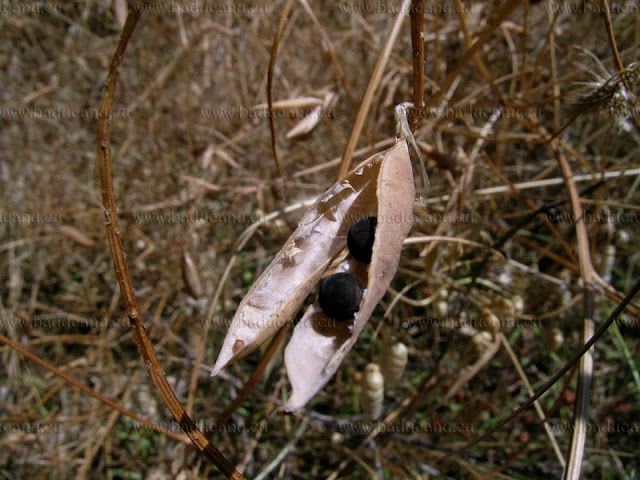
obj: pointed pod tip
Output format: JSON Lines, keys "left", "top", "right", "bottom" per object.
{"left": 284, "top": 383, "right": 315, "bottom": 413}
{"left": 284, "top": 397, "right": 304, "bottom": 413}
{"left": 210, "top": 337, "right": 248, "bottom": 378}
{"left": 210, "top": 349, "right": 232, "bottom": 378}
{"left": 210, "top": 359, "right": 225, "bottom": 377}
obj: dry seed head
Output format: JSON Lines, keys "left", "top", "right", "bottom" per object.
{"left": 361, "top": 363, "right": 384, "bottom": 420}
{"left": 570, "top": 62, "right": 640, "bottom": 119}
{"left": 380, "top": 341, "right": 408, "bottom": 385}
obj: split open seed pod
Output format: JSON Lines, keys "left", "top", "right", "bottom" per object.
{"left": 211, "top": 138, "right": 414, "bottom": 412}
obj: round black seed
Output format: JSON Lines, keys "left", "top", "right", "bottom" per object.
{"left": 347, "top": 216, "right": 377, "bottom": 264}
{"left": 319, "top": 272, "right": 365, "bottom": 321}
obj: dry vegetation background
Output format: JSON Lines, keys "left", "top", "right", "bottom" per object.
{"left": 1, "top": 0, "right": 640, "bottom": 479}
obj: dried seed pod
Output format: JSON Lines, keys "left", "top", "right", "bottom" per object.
{"left": 347, "top": 216, "right": 377, "bottom": 264}
{"left": 284, "top": 140, "right": 414, "bottom": 412}
{"left": 210, "top": 155, "right": 376, "bottom": 373}
{"left": 380, "top": 341, "right": 408, "bottom": 385}
{"left": 361, "top": 363, "right": 384, "bottom": 420}
{"left": 181, "top": 251, "right": 203, "bottom": 299}
{"left": 211, "top": 136, "right": 414, "bottom": 413}
{"left": 319, "top": 272, "right": 365, "bottom": 320}
{"left": 286, "top": 106, "right": 323, "bottom": 139}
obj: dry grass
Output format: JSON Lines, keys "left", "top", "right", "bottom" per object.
{"left": 1, "top": 1, "right": 640, "bottom": 478}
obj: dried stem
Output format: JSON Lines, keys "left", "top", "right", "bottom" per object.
{"left": 423, "top": 0, "right": 524, "bottom": 110}
{"left": 0, "top": 332, "right": 188, "bottom": 444}
{"left": 337, "top": 0, "right": 412, "bottom": 179}
{"left": 436, "top": 274, "right": 640, "bottom": 467}
{"left": 95, "top": 9, "right": 243, "bottom": 480}
{"left": 499, "top": 332, "right": 565, "bottom": 467}
{"left": 267, "top": 0, "right": 295, "bottom": 192}
{"left": 601, "top": 0, "right": 629, "bottom": 91}
{"left": 409, "top": 0, "right": 425, "bottom": 130}
{"left": 550, "top": 131, "right": 595, "bottom": 480}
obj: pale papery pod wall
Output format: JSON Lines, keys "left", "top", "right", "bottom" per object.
{"left": 285, "top": 139, "right": 414, "bottom": 412}
{"left": 210, "top": 140, "right": 402, "bottom": 376}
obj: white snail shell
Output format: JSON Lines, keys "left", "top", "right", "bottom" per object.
{"left": 470, "top": 331, "right": 493, "bottom": 358}
{"left": 380, "top": 341, "right": 408, "bottom": 385}
{"left": 482, "top": 309, "right": 501, "bottom": 333}
{"left": 544, "top": 326, "right": 564, "bottom": 352}
{"left": 361, "top": 363, "right": 384, "bottom": 420}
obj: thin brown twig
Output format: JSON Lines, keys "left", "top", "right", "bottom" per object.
{"left": 599, "top": 0, "right": 640, "bottom": 139}
{"left": 453, "top": 0, "right": 507, "bottom": 107}
{"left": 409, "top": 0, "right": 425, "bottom": 130}
{"left": 498, "top": 332, "right": 565, "bottom": 467}
{"left": 95, "top": 9, "right": 244, "bottom": 480}
{"left": 547, "top": 130, "right": 595, "bottom": 480}
{"left": 423, "top": 0, "right": 524, "bottom": 111}
{"left": 0, "top": 332, "right": 189, "bottom": 444}
{"left": 298, "top": 0, "right": 367, "bottom": 134}
{"left": 546, "top": 2, "right": 561, "bottom": 132}
{"left": 601, "top": 0, "right": 630, "bottom": 92}
{"left": 75, "top": 371, "right": 140, "bottom": 480}
{"left": 436, "top": 273, "right": 640, "bottom": 468}
{"left": 267, "top": 0, "right": 295, "bottom": 193}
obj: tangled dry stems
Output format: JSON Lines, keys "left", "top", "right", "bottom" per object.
{"left": 1, "top": 1, "right": 639, "bottom": 478}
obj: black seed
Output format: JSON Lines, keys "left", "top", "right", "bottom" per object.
{"left": 347, "top": 216, "right": 377, "bottom": 264}
{"left": 319, "top": 272, "right": 365, "bottom": 321}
